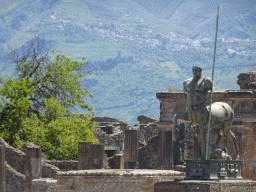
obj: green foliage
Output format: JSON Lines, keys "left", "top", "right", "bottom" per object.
{"left": 0, "top": 40, "right": 98, "bottom": 158}
{"left": 0, "top": 77, "right": 34, "bottom": 145}
{"left": 49, "top": 55, "right": 94, "bottom": 112}
{"left": 14, "top": 97, "right": 98, "bottom": 160}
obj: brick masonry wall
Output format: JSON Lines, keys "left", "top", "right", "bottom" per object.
{"left": 56, "top": 170, "right": 184, "bottom": 192}
{"left": 243, "top": 124, "right": 256, "bottom": 180}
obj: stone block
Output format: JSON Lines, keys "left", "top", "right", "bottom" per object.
{"left": 124, "top": 129, "right": 138, "bottom": 163}
{"left": 78, "top": 142, "right": 91, "bottom": 170}
{"left": 113, "top": 154, "right": 124, "bottom": 169}
{"left": 89, "top": 144, "right": 104, "bottom": 169}
{"left": 157, "top": 130, "right": 172, "bottom": 169}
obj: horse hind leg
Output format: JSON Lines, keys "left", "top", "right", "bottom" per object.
{"left": 211, "top": 127, "right": 222, "bottom": 145}
{"left": 223, "top": 128, "right": 238, "bottom": 160}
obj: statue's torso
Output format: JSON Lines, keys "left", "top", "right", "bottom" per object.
{"left": 184, "top": 77, "right": 208, "bottom": 106}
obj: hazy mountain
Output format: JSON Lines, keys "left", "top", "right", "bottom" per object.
{"left": 0, "top": 0, "right": 255, "bottom": 125}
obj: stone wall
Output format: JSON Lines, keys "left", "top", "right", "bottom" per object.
{"left": 0, "top": 138, "right": 26, "bottom": 174}
{"left": 137, "top": 115, "right": 158, "bottom": 124}
{"left": 94, "top": 128, "right": 124, "bottom": 153}
{"left": 41, "top": 160, "right": 61, "bottom": 179}
{"left": 93, "top": 116, "right": 126, "bottom": 153}
{"left": 5, "top": 163, "right": 25, "bottom": 192}
{"left": 32, "top": 178, "right": 57, "bottom": 192}
{"left": 242, "top": 123, "right": 256, "bottom": 180}
{"left": 44, "top": 159, "right": 77, "bottom": 171}
{"left": 138, "top": 123, "right": 158, "bottom": 145}
{"left": 138, "top": 135, "right": 158, "bottom": 169}
{"left": 56, "top": 169, "right": 184, "bottom": 192}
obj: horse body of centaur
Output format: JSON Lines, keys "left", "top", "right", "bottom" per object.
{"left": 172, "top": 101, "right": 238, "bottom": 160}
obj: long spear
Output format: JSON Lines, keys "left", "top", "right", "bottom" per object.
{"left": 205, "top": 5, "right": 219, "bottom": 160}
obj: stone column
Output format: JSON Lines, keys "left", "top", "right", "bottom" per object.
{"left": 0, "top": 145, "right": 5, "bottom": 192}
{"left": 157, "top": 130, "right": 172, "bottom": 169}
{"left": 124, "top": 129, "right": 139, "bottom": 169}
{"left": 78, "top": 142, "right": 92, "bottom": 170}
{"left": 113, "top": 154, "right": 124, "bottom": 169}
{"left": 89, "top": 144, "right": 104, "bottom": 169}
{"left": 23, "top": 143, "right": 42, "bottom": 192}
{"left": 157, "top": 130, "right": 164, "bottom": 168}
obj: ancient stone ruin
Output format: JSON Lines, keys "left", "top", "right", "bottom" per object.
{"left": 0, "top": 71, "right": 256, "bottom": 191}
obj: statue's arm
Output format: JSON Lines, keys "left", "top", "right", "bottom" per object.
{"left": 204, "top": 77, "right": 213, "bottom": 91}
{"left": 183, "top": 81, "right": 187, "bottom": 94}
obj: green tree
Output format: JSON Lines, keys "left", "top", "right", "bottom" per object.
{"left": 0, "top": 37, "right": 98, "bottom": 158}
{"left": 6, "top": 36, "right": 94, "bottom": 112}
{"left": 14, "top": 97, "right": 98, "bottom": 160}
{"left": 0, "top": 77, "right": 34, "bottom": 145}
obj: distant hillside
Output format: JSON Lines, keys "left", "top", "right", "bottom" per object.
{"left": 0, "top": 0, "right": 255, "bottom": 125}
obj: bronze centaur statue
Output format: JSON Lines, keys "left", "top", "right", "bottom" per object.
{"left": 172, "top": 66, "right": 238, "bottom": 160}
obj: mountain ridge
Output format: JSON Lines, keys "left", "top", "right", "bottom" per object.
{"left": 0, "top": 0, "right": 255, "bottom": 125}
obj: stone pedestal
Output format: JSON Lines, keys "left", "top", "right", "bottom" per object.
{"left": 78, "top": 142, "right": 92, "bottom": 170}
{"left": 0, "top": 145, "right": 5, "bottom": 192}
{"left": 185, "top": 160, "right": 243, "bottom": 180}
{"left": 124, "top": 129, "right": 138, "bottom": 169}
{"left": 154, "top": 180, "right": 256, "bottom": 192}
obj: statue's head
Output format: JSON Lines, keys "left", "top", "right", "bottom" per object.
{"left": 192, "top": 66, "right": 202, "bottom": 78}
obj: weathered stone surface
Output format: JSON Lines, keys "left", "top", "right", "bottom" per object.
{"left": 137, "top": 115, "right": 158, "bottom": 124}
{"left": 243, "top": 125, "right": 256, "bottom": 180}
{"left": 157, "top": 91, "right": 256, "bottom": 120}
{"left": 0, "top": 137, "right": 26, "bottom": 174}
{"left": 41, "top": 159, "right": 61, "bottom": 179}
{"left": 138, "top": 123, "right": 158, "bottom": 145}
{"left": 5, "top": 163, "right": 25, "bottom": 192}
{"left": 78, "top": 142, "right": 91, "bottom": 170}
{"left": 32, "top": 178, "right": 57, "bottom": 192}
{"left": 157, "top": 130, "right": 172, "bottom": 169}
{"left": 113, "top": 154, "right": 124, "bottom": 169}
{"left": 22, "top": 142, "right": 42, "bottom": 192}
{"left": 94, "top": 128, "right": 124, "bottom": 152}
{"left": 89, "top": 144, "right": 105, "bottom": 169}
{"left": 57, "top": 169, "right": 184, "bottom": 192}
{"left": 124, "top": 129, "right": 139, "bottom": 164}
{"left": 139, "top": 135, "right": 158, "bottom": 169}
{"left": 154, "top": 180, "right": 256, "bottom": 192}
{"left": 0, "top": 145, "right": 5, "bottom": 192}
{"left": 237, "top": 71, "right": 256, "bottom": 90}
